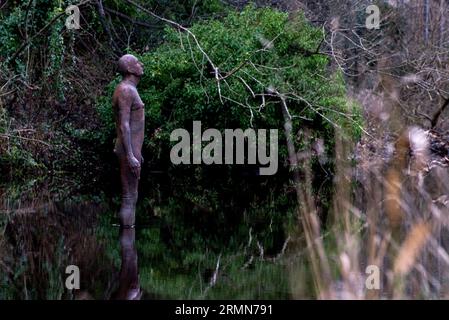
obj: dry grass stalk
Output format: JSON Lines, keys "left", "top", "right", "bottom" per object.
{"left": 384, "top": 169, "right": 404, "bottom": 229}
{"left": 393, "top": 222, "right": 431, "bottom": 276}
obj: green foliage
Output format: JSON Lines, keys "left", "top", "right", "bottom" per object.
{"left": 111, "top": 0, "right": 226, "bottom": 21}
{"left": 0, "top": 110, "right": 101, "bottom": 183}
{"left": 96, "top": 210, "right": 292, "bottom": 299}
{"left": 45, "top": 7, "right": 67, "bottom": 101}
{"left": 0, "top": 189, "right": 115, "bottom": 300}
{"left": 0, "top": 0, "right": 230, "bottom": 179}
{"left": 98, "top": 6, "right": 361, "bottom": 146}
{"left": 99, "top": 0, "right": 227, "bottom": 50}
{"left": 0, "top": 4, "right": 25, "bottom": 59}
{"left": 0, "top": 0, "right": 78, "bottom": 106}
{"left": 96, "top": 6, "right": 362, "bottom": 249}
{"left": 0, "top": 107, "right": 42, "bottom": 176}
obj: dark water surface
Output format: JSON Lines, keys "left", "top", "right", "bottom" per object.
{"left": 0, "top": 179, "right": 292, "bottom": 300}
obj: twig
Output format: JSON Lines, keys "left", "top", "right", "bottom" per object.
{"left": 96, "top": 0, "right": 119, "bottom": 53}
{"left": 0, "top": 133, "right": 51, "bottom": 147}
{"left": 104, "top": 7, "right": 162, "bottom": 29}
{"left": 256, "top": 241, "right": 264, "bottom": 260}
{"left": 209, "top": 254, "right": 221, "bottom": 287}
{"left": 201, "top": 253, "right": 221, "bottom": 298}
{"left": 124, "top": 0, "right": 217, "bottom": 73}
{"left": 124, "top": 0, "right": 225, "bottom": 103}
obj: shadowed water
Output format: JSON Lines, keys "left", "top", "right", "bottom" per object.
{"left": 0, "top": 180, "right": 291, "bottom": 300}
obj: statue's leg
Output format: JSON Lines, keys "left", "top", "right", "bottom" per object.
{"left": 118, "top": 156, "right": 139, "bottom": 226}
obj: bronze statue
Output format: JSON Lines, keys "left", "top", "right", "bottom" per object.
{"left": 113, "top": 54, "right": 145, "bottom": 228}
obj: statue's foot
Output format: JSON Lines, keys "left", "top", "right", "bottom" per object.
{"left": 127, "top": 287, "right": 142, "bottom": 300}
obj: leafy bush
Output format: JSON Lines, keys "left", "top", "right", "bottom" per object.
{"left": 96, "top": 6, "right": 362, "bottom": 250}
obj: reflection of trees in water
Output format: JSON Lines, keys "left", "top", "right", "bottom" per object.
{"left": 0, "top": 195, "right": 115, "bottom": 300}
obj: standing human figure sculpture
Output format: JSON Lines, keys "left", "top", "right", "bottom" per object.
{"left": 113, "top": 54, "right": 145, "bottom": 228}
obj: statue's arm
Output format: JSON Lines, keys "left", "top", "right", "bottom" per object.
{"left": 117, "top": 88, "right": 140, "bottom": 177}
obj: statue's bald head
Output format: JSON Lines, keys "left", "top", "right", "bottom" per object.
{"left": 117, "top": 54, "right": 143, "bottom": 77}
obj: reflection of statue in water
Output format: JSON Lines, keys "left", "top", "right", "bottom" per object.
{"left": 113, "top": 54, "right": 145, "bottom": 228}
{"left": 114, "top": 228, "right": 141, "bottom": 300}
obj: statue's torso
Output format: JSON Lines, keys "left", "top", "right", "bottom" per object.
{"left": 113, "top": 83, "right": 145, "bottom": 159}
